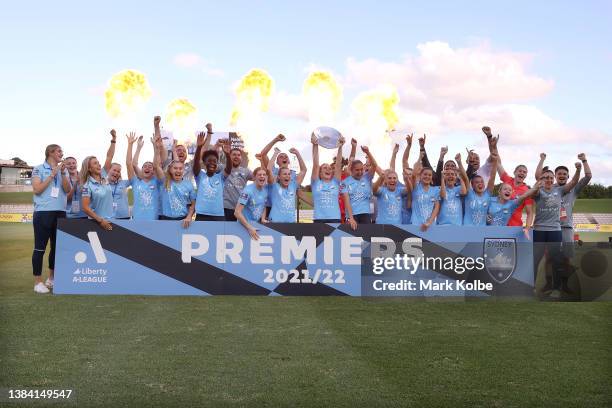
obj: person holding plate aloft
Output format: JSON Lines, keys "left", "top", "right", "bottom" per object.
{"left": 311, "top": 132, "right": 345, "bottom": 223}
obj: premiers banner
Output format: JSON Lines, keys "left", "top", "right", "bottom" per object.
{"left": 55, "top": 220, "right": 536, "bottom": 297}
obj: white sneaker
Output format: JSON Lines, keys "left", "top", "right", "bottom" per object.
{"left": 34, "top": 282, "right": 50, "bottom": 294}
{"left": 45, "top": 278, "right": 54, "bottom": 289}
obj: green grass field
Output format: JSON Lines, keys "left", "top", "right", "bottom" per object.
{"left": 0, "top": 223, "right": 611, "bottom": 407}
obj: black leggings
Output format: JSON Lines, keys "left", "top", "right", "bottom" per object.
{"left": 195, "top": 214, "right": 225, "bottom": 221}
{"left": 224, "top": 208, "right": 237, "bottom": 221}
{"left": 533, "top": 230, "right": 563, "bottom": 289}
{"left": 32, "top": 211, "right": 66, "bottom": 276}
{"left": 353, "top": 213, "right": 372, "bottom": 224}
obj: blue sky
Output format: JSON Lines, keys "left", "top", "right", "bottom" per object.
{"left": 1, "top": 1, "right": 611, "bottom": 182}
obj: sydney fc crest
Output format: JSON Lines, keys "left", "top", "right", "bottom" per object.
{"left": 483, "top": 238, "right": 517, "bottom": 283}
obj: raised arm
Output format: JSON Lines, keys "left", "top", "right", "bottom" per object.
{"left": 266, "top": 151, "right": 277, "bottom": 184}
{"left": 153, "top": 116, "right": 168, "bottom": 165}
{"left": 486, "top": 152, "right": 499, "bottom": 193}
{"left": 455, "top": 153, "right": 470, "bottom": 189}
{"left": 517, "top": 181, "right": 542, "bottom": 204}
{"left": 434, "top": 145, "right": 448, "bottom": 186}
{"left": 333, "top": 136, "right": 345, "bottom": 181}
{"left": 152, "top": 136, "right": 165, "bottom": 180}
{"left": 260, "top": 134, "right": 285, "bottom": 168}
{"left": 372, "top": 174, "right": 385, "bottom": 195}
{"left": 419, "top": 134, "right": 432, "bottom": 169}
{"left": 402, "top": 133, "right": 412, "bottom": 170}
{"left": 361, "top": 146, "right": 383, "bottom": 177}
{"left": 576, "top": 153, "right": 593, "bottom": 190}
{"left": 126, "top": 132, "right": 137, "bottom": 180}
{"left": 563, "top": 161, "right": 582, "bottom": 193}
{"left": 348, "top": 138, "right": 357, "bottom": 168}
{"left": 222, "top": 141, "right": 232, "bottom": 176}
{"left": 290, "top": 147, "right": 307, "bottom": 185}
{"left": 311, "top": 133, "right": 319, "bottom": 182}
{"left": 535, "top": 153, "right": 546, "bottom": 181}
{"left": 192, "top": 132, "right": 206, "bottom": 177}
{"left": 104, "top": 129, "right": 117, "bottom": 173}
{"left": 389, "top": 143, "right": 399, "bottom": 173}
{"left": 132, "top": 136, "right": 145, "bottom": 179}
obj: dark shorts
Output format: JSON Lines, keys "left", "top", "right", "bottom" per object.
{"left": 224, "top": 208, "right": 237, "bottom": 221}
{"left": 353, "top": 213, "right": 372, "bottom": 224}
{"left": 314, "top": 219, "right": 341, "bottom": 223}
{"left": 195, "top": 214, "right": 225, "bottom": 221}
{"left": 159, "top": 215, "right": 185, "bottom": 221}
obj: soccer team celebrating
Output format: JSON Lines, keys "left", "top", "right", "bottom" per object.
{"left": 31, "top": 116, "right": 592, "bottom": 296}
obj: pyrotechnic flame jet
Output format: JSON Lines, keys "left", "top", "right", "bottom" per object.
{"left": 350, "top": 85, "right": 401, "bottom": 165}
{"left": 165, "top": 98, "right": 199, "bottom": 149}
{"left": 229, "top": 69, "right": 275, "bottom": 162}
{"left": 104, "top": 69, "right": 152, "bottom": 118}
{"left": 302, "top": 71, "right": 343, "bottom": 126}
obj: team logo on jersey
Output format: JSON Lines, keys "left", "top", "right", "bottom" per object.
{"left": 483, "top": 238, "right": 517, "bottom": 283}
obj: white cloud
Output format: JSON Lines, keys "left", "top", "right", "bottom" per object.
{"left": 173, "top": 53, "right": 203, "bottom": 68}
{"left": 268, "top": 41, "right": 610, "bottom": 184}
{"left": 173, "top": 53, "right": 224, "bottom": 76}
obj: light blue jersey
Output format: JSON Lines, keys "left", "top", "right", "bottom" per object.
{"left": 463, "top": 190, "right": 490, "bottom": 226}
{"left": 32, "top": 162, "right": 69, "bottom": 212}
{"left": 66, "top": 177, "right": 86, "bottom": 218}
{"left": 375, "top": 185, "right": 405, "bottom": 224}
{"left": 238, "top": 183, "right": 268, "bottom": 222}
{"left": 488, "top": 197, "right": 520, "bottom": 226}
{"left": 340, "top": 173, "right": 373, "bottom": 216}
{"left": 131, "top": 176, "right": 160, "bottom": 220}
{"left": 266, "top": 166, "right": 297, "bottom": 206}
{"left": 410, "top": 183, "right": 440, "bottom": 226}
{"left": 109, "top": 179, "right": 131, "bottom": 219}
{"left": 195, "top": 170, "right": 225, "bottom": 216}
{"left": 438, "top": 184, "right": 463, "bottom": 226}
{"left": 269, "top": 181, "right": 298, "bottom": 222}
{"left": 312, "top": 178, "right": 341, "bottom": 220}
{"left": 160, "top": 178, "right": 196, "bottom": 218}
{"left": 82, "top": 176, "right": 114, "bottom": 220}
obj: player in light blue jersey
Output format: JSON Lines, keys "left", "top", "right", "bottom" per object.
{"left": 31, "top": 144, "right": 71, "bottom": 293}
{"left": 373, "top": 169, "right": 409, "bottom": 224}
{"left": 341, "top": 145, "right": 382, "bottom": 229}
{"left": 488, "top": 180, "right": 540, "bottom": 226}
{"left": 408, "top": 166, "right": 440, "bottom": 231}
{"left": 267, "top": 147, "right": 306, "bottom": 223}
{"left": 154, "top": 151, "right": 196, "bottom": 228}
{"left": 457, "top": 151, "right": 498, "bottom": 227}
{"left": 193, "top": 126, "right": 227, "bottom": 221}
{"left": 64, "top": 156, "right": 86, "bottom": 219}
{"left": 311, "top": 132, "right": 345, "bottom": 223}
{"left": 80, "top": 156, "right": 114, "bottom": 229}
{"left": 235, "top": 166, "right": 270, "bottom": 240}
{"left": 438, "top": 154, "right": 467, "bottom": 225}
{"left": 127, "top": 132, "right": 160, "bottom": 220}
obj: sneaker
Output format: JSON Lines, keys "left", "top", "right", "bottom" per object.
{"left": 45, "top": 278, "right": 54, "bottom": 289}
{"left": 34, "top": 282, "right": 50, "bottom": 294}
{"left": 549, "top": 289, "right": 561, "bottom": 299}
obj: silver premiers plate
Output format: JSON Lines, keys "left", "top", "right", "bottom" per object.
{"left": 313, "top": 126, "right": 341, "bottom": 149}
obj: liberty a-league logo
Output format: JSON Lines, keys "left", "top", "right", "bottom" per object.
{"left": 483, "top": 238, "right": 517, "bottom": 284}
